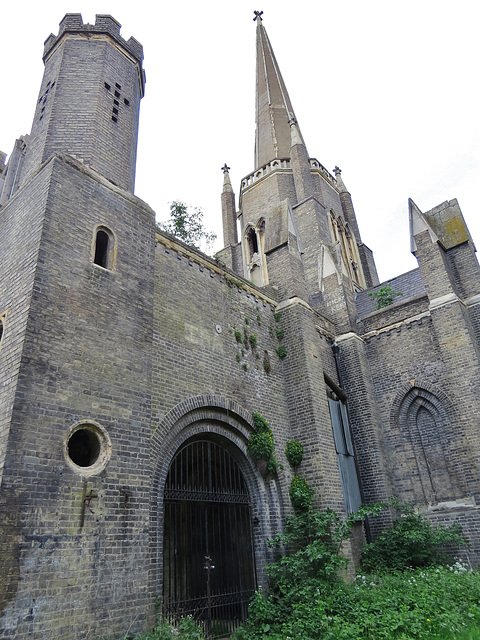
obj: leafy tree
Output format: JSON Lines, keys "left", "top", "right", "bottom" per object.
{"left": 157, "top": 201, "right": 216, "bottom": 253}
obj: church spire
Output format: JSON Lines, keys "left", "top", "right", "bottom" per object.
{"left": 254, "top": 11, "right": 302, "bottom": 168}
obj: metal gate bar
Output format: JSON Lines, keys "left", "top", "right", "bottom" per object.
{"left": 163, "top": 440, "right": 255, "bottom": 637}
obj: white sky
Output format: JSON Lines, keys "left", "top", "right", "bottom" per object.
{"left": 1, "top": 1, "right": 479, "bottom": 283}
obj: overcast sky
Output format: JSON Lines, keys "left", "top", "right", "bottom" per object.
{"left": 1, "top": 1, "right": 479, "bottom": 283}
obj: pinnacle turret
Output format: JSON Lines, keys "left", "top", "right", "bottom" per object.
{"left": 222, "top": 163, "right": 233, "bottom": 193}
{"left": 289, "top": 117, "right": 307, "bottom": 151}
{"left": 334, "top": 166, "right": 348, "bottom": 193}
{"left": 221, "top": 164, "right": 237, "bottom": 246}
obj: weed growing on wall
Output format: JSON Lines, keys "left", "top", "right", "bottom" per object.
{"left": 276, "top": 345, "right": 286, "bottom": 359}
{"left": 368, "top": 283, "right": 403, "bottom": 309}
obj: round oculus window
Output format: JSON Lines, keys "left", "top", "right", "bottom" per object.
{"left": 64, "top": 421, "right": 111, "bottom": 476}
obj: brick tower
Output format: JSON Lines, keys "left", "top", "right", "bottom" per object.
{"left": 0, "top": 15, "right": 155, "bottom": 639}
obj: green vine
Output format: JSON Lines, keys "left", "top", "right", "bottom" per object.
{"left": 248, "top": 412, "right": 278, "bottom": 478}
{"left": 285, "top": 439, "right": 303, "bottom": 469}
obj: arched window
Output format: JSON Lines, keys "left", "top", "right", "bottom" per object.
{"left": 93, "top": 225, "right": 115, "bottom": 270}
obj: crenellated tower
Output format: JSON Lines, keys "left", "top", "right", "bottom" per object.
{"left": 18, "top": 14, "right": 145, "bottom": 194}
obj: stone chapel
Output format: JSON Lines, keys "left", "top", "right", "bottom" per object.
{"left": 0, "top": 12, "right": 479, "bottom": 640}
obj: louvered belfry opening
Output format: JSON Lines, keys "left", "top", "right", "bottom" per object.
{"left": 163, "top": 439, "right": 256, "bottom": 638}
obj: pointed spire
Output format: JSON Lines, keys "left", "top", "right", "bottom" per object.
{"left": 254, "top": 12, "right": 301, "bottom": 168}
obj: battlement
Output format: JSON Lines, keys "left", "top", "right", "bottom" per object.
{"left": 43, "top": 14, "right": 144, "bottom": 86}
{"left": 240, "top": 157, "right": 337, "bottom": 193}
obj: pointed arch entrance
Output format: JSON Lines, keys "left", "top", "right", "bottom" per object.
{"left": 163, "top": 437, "right": 256, "bottom": 637}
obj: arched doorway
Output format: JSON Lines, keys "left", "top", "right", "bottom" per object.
{"left": 163, "top": 438, "right": 256, "bottom": 637}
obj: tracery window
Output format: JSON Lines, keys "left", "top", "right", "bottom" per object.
{"left": 329, "top": 210, "right": 364, "bottom": 289}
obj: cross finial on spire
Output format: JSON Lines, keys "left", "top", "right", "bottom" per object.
{"left": 333, "top": 166, "right": 341, "bottom": 176}
{"left": 222, "top": 163, "right": 230, "bottom": 174}
{"left": 253, "top": 10, "right": 263, "bottom": 22}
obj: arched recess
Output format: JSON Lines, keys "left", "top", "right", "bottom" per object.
{"left": 390, "top": 382, "right": 465, "bottom": 505}
{"left": 243, "top": 219, "right": 268, "bottom": 286}
{"left": 150, "top": 396, "right": 283, "bottom": 628}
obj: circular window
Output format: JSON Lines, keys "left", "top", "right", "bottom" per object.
{"left": 64, "top": 421, "right": 111, "bottom": 476}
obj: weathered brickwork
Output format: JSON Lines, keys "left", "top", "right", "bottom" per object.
{"left": 0, "top": 155, "right": 155, "bottom": 639}
{"left": 1, "top": 12, "right": 480, "bottom": 640}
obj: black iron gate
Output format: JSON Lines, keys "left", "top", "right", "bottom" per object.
{"left": 163, "top": 439, "right": 256, "bottom": 638}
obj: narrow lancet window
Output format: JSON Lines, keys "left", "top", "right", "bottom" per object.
{"left": 93, "top": 226, "right": 115, "bottom": 270}
{"left": 247, "top": 227, "right": 259, "bottom": 256}
{"left": 94, "top": 230, "right": 109, "bottom": 267}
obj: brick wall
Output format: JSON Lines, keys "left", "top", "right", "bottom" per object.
{"left": 0, "top": 155, "right": 155, "bottom": 639}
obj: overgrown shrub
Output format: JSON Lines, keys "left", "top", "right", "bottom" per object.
{"left": 127, "top": 617, "right": 205, "bottom": 640}
{"left": 233, "top": 492, "right": 474, "bottom": 640}
{"left": 252, "top": 411, "right": 270, "bottom": 433}
{"left": 289, "top": 475, "right": 313, "bottom": 514}
{"left": 361, "top": 498, "right": 467, "bottom": 572}
{"left": 248, "top": 431, "right": 275, "bottom": 462}
{"left": 234, "top": 563, "right": 480, "bottom": 640}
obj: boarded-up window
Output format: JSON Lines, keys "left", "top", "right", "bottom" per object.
{"left": 328, "top": 397, "right": 361, "bottom": 514}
